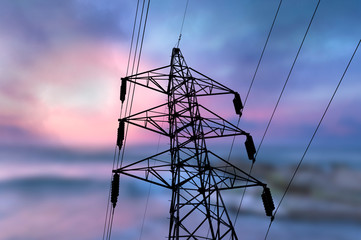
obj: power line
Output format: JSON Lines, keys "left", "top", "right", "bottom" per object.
{"left": 125, "top": 0, "right": 141, "bottom": 78}
{"left": 102, "top": 0, "right": 140, "bottom": 239}
{"left": 264, "top": 38, "right": 361, "bottom": 240}
{"left": 121, "top": 0, "right": 147, "bottom": 123}
{"left": 227, "top": 0, "right": 283, "bottom": 166}
{"left": 116, "top": 0, "right": 151, "bottom": 239}
{"left": 256, "top": 0, "right": 320, "bottom": 159}
{"left": 176, "top": 0, "right": 190, "bottom": 48}
{"left": 130, "top": 0, "right": 147, "bottom": 78}
{"left": 135, "top": 0, "right": 151, "bottom": 82}
{"left": 244, "top": 0, "right": 283, "bottom": 106}
{"left": 230, "top": 0, "right": 283, "bottom": 228}
{"left": 119, "top": 0, "right": 150, "bottom": 168}
{"left": 260, "top": 1, "right": 322, "bottom": 237}
{"left": 232, "top": 0, "right": 320, "bottom": 234}
{"left": 103, "top": 1, "right": 151, "bottom": 239}
{"left": 102, "top": 146, "right": 118, "bottom": 240}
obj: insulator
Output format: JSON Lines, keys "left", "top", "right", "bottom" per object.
{"left": 261, "top": 187, "right": 275, "bottom": 217}
{"left": 120, "top": 77, "right": 127, "bottom": 103}
{"left": 233, "top": 92, "right": 243, "bottom": 116}
{"left": 117, "top": 119, "right": 125, "bottom": 150}
{"left": 245, "top": 134, "right": 256, "bottom": 161}
{"left": 111, "top": 173, "right": 120, "bottom": 208}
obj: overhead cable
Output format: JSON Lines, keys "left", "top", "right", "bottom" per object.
{"left": 120, "top": 0, "right": 151, "bottom": 168}
{"left": 177, "top": 0, "right": 190, "bottom": 48}
{"left": 230, "top": 0, "right": 283, "bottom": 228}
{"left": 264, "top": 38, "right": 361, "bottom": 240}
{"left": 103, "top": 1, "right": 150, "bottom": 239}
{"left": 256, "top": 0, "right": 321, "bottom": 158}
{"left": 244, "top": 0, "right": 283, "bottom": 106}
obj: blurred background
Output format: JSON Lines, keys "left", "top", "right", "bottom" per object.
{"left": 1, "top": 0, "right": 361, "bottom": 239}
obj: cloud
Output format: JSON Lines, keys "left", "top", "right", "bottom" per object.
{"left": 0, "top": 31, "right": 166, "bottom": 148}
{"left": 0, "top": 124, "right": 41, "bottom": 145}
{"left": 0, "top": 36, "right": 129, "bottom": 147}
{"left": 1, "top": 0, "right": 361, "bottom": 151}
{"left": 0, "top": 0, "right": 134, "bottom": 45}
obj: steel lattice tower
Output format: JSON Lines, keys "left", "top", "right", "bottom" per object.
{"left": 112, "top": 48, "right": 274, "bottom": 240}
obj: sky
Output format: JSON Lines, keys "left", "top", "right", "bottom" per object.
{"left": 1, "top": 0, "right": 361, "bottom": 160}
{"left": 1, "top": 1, "right": 361, "bottom": 240}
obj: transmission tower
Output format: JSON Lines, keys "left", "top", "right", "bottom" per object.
{"left": 112, "top": 48, "right": 274, "bottom": 239}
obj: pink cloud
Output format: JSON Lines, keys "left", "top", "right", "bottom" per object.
{"left": 1, "top": 38, "right": 165, "bottom": 148}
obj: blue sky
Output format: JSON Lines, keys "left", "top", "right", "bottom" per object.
{"left": 1, "top": 0, "right": 360, "bottom": 159}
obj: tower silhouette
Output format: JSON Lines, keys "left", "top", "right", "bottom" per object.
{"left": 112, "top": 48, "right": 274, "bottom": 239}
